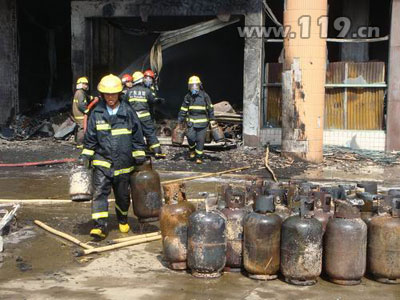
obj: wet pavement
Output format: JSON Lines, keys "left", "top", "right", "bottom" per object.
{"left": 0, "top": 202, "right": 399, "bottom": 299}
{"left": 0, "top": 140, "right": 400, "bottom": 299}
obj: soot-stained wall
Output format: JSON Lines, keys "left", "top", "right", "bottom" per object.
{"left": 17, "top": 0, "right": 72, "bottom": 114}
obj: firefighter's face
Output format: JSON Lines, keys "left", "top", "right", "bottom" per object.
{"left": 104, "top": 93, "right": 120, "bottom": 108}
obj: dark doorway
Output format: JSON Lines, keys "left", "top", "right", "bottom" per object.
{"left": 88, "top": 16, "right": 245, "bottom": 119}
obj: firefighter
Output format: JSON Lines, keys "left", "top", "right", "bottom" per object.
{"left": 72, "top": 77, "right": 97, "bottom": 147}
{"left": 178, "top": 75, "right": 215, "bottom": 164}
{"left": 125, "top": 71, "right": 166, "bottom": 159}
{"left": 121, "top": 73, "right": 133, "bottom": 95}
{"left": 79, "top": 74, "right": 147, "bottom": 239}
{"left": 143, "top": 69, "right": 157, "bottom": 98}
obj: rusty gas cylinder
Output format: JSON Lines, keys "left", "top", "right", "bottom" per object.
{"left": 205, "top": 126, "right": 212, "bottom": 144}
{"left": 268, "top": 188, "right": 291, "bottom": 221}
{"left": 358, "top": 192, "right": 380, "bottom": 225}
{"left": 313, "top": 192, "right": 333, "bottom": 233}
{"left": 130, "top": 159, "right": 162, "bottom": 223}
{"left": 324, "top": 201, "right": 367, "bottom": 285}
{"left": 244, "top": 194, "right": 282, "bottom": 280}
{"left": 69, "top": 164, "right": 93, "bottom": 202}
{"left": 172, "top": 123, "right": 186, "bottom": 146}
{"left": 160, "top": 183, "right": 195, "bottom": 270}
{"left": 368, "top": 198, "right": 400, "bottom": 284}
{"left": 187, "top": 208, "right": 227, "bottom": 278}
{"left": 281, "top": 197, "right": 323, "bottom": 285}
{"left": 220, "top": 186, "right": 247, "bottom": 272}
{"left": 210, "top": 122, "right": 224, "bottom": 142}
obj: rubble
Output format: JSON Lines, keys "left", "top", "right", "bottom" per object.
{"left": 0, "top": 104, "right": 73, "bottom": 141}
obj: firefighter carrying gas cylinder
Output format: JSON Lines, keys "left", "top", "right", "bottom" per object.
{"left": 178, "top": 75, "right": 215, "bottom": 164}
{"left": 79, "top": 74, "right": 147, "bottom": 239}
{"left": 124, "top": 71, "right": 166, "bottom": 159}
{"left": 72, "top": 77, "right": 97, "bottom": 147}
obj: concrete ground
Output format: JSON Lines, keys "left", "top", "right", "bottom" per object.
{"left": 0, "top": 139, "right": 399, "bottom": 299}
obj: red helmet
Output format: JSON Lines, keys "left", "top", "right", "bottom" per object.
{"left": 144, "top": 69, "right": 155, "bottom": 78}
{"left": 121, "top": 74, "right": 133, "bottom": 83}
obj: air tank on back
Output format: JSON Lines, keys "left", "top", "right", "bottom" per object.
{"left": 160, "top": 183, "right": 195, "bottom": 270}
{"left": 324, "top": 200, "right": 367, "bottom": 285}
{"left": 281, "top": 197, "right": 323, "bottom": 285}
{"left": 69, "top": 164, "right": 93, "bottom": 202}
{"left": 220, "top": 185, "right": 248, "bottom": 272}
{"left": 244, "top": 194, "right": 282, "bottom": 280}
{"left": 368, "top": 198, "right": 400, "bottom": 284}
{"left": 130, "top": 159, "right": 163, "bottom": 223}
{"left": 187, "top": 194, "right": 227, "bottom": 278}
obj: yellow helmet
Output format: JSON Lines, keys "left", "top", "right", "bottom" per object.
{"left": 188, "top": 76, "right": 201, "bottom": 85}
{"left": 77, "top": 77, "right": 89, "bottom": 84}
{"left": 132, "top": 71, "right": 144, "bottom": 83}
{"left": 97, "top": 74, "right": 123, "bottom": 94}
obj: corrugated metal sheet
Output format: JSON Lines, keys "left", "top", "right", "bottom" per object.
{"left": 347, "top": 88, "right": 384, "bottom": 130}
{"left": 325, "top": 88, "right": 344, "bottom": 129}
{"left": 265, "top": 63, "right": 282, "bottom": 127}
{"left": 264, "top": 62, "right": 386, "bottom": 130}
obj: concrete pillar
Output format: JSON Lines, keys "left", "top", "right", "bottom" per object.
{"left": 340, "top": 0, "right": 370, "bottom": 62}
{"left": 281, "top": 0, "right": 328, "bottom": 163}
{"left": 242, "top": 6, "right": 264, "bottom": 147}
{"left": 386, "top": 0, "right": 400, "bottom": 151}
{"left": 0, "top": 0, "right": 18, "bottom": 125}
{"left": 71, "top": 3, "right": 86, "bottom": 81}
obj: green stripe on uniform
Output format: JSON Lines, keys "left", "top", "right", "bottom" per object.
{"left": 92, "top": 212, "right": 108, "bottom": 219}
{"left": 114, "top": 166, "right": 134, "bottom": 176}
{"left": 111, "top": 128, "right": 132, "bottom": 135}
{"left": 92, "top": 160, "right": 111, "bottom": 168}
{"left": 82, "top": 149, "right": 94, "bottom": 156}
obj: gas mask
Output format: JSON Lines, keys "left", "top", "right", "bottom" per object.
{"left": 144, "top": 76, "right": 153, "bottom": 88}
{"left": 189, "top": 83, "right": 200, "bottom": 95}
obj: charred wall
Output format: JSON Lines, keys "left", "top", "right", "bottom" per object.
{"left": 0, "top": 0, "right": 18, "bottom": 125}
{"left": 17, "top": 0, "right": 72, "bottom": 115}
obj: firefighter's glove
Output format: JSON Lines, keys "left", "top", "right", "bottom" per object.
{"left": 135, "top": 156, "right": 147, "bottom": 166}
{"left": 155, "top": 97, "right": 166, "bottom": 105}
{"left": 77, "top": 155, "right": 90, "bottom": 169}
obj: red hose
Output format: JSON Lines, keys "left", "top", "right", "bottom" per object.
{"left": 83, "top": 98, "right": 100, "bottom": 133}
{"left": 0, "top": 158, "right": 76, "bottom": 167}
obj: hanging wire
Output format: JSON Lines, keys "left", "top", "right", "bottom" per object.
{"left": 263, "top": 0, "right": 283, "bottom": 27}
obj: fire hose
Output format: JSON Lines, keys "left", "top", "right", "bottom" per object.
{"left": 0, "top": 158, "right": 76, "bottom": 167}
{"left": 83, "top": 97, "right": 99, "bottom": 133}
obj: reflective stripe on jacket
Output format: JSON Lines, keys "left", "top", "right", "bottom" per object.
{"left": 81, "top": 99, "right": 146, "bottom": 177}
{"left": 124, "top": 85, "right": 156, "bottom": 122}
{"left": 178, "top": 90, "right": 214, "bottom": 128}
{"left": 72, "top": 89, "right": 92, "bottom": 125}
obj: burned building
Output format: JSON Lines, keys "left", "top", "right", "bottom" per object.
{"left": 0, "top": 0, "right": 399, "bottom": 156}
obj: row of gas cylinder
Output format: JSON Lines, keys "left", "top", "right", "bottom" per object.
{"left": 160, "top": 182, "right": 400, "bottom": 285}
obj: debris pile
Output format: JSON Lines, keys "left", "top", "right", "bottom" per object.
{"left": 0, "top": 204, "right": 20, "bottom": 253}
{"left": 322, "top": 146, "right": 400, "bottom": 171}
{"left": 213, "top": 101, "right": 243, "bottom": 141}
{"left": 0, "top": 106, "right": 75, "bottom": 141}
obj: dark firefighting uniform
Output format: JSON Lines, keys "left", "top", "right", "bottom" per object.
{"left": 72, "top": 89, "right": 93, "bottom": 145}
{"left": 124, "top": 85, "right": 162, "bottom": 154}
{"left": 178, "top": 90, "right": 214, "bottom": 158}
{"left": 80, "top": 99, "right": 146, "bottom": 228}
